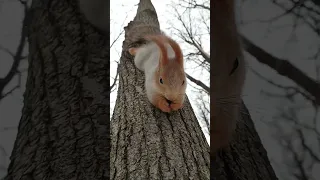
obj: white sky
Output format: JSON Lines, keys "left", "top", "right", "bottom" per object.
{"left": 0, "top": 0, "right": 319, "bottom": 179}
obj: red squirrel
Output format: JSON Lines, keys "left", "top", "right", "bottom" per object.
{"left": 128, "top": 35, "right": 187, "bottom": 113}
{"left": 211, "top": 0, "right": 246, "bottom": 154}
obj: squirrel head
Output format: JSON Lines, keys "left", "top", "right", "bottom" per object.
{"left": 146, "top": 35, "right": 187, "bottom": 105}
{"left": 154, "top": 60, "right": 187, "bottom": 104}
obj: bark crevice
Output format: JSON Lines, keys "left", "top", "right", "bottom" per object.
{"left": 5, "top": 0, "right": 110, "bottom": 179}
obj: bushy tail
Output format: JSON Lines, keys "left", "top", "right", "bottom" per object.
{"left": 144, "top": 35, "right": 183, "bottom": 66}
{"left": 144, "top": 35, "right": 169, "bottom": 66}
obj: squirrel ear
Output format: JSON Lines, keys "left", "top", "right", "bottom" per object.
{"left": 166, "top": 37, "right": 183, "bottom": 66}
{"left": 159, "top": 54, "right": 169, "bottom": 67}
{"left": 175, "top": 55, "right": 184, "bottom": 66}
{"left": 128, "top": 48, "right": 138, "bottom": 56}
{"left": 145, "top": 35, "right": 169, "bottom": 67}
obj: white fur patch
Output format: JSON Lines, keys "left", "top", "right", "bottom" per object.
{"left": 166, "top": 43, "right": 176, "bottom": 60}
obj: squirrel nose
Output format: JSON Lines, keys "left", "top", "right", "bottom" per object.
{"left": 166, "top": 99, "right": 173, "bottom": 105}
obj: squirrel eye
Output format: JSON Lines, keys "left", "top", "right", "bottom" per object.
{"left": 160, "top": 78, "right": 163, "bottom": 84}
{"left": 182, "top": 80, "right": 184, "bottom": 85}
{"left": 229, "top": 58, "right": 239, "bottom": 75}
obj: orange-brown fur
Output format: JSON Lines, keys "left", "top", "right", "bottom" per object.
{"left": 129, "top": 34, "right": 187, "bottom": 113}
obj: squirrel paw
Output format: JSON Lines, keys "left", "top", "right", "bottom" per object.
{"left": 128, "top": 47, "right": 138, "bottom": 56}
{"left": 157, "top": 99, "right": 171, "bottom": 113}
{"left": 170, "top": 103, "right": 183, "bottom": 111}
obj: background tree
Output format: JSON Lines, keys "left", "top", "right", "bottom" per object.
{"left": 2, "top": 0, "right": 110, "bottom": 179}
{"left": 110, "top": 0, "right": 210, "bottom": 179}
{"left": 238, "top": 0, "right": 320, "bottom": 179}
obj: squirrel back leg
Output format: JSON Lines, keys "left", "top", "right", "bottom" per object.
{"left": 129, "top": 47, "right": 143, "bottom": 71}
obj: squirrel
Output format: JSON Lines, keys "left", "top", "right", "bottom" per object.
{"left": 128, "top": 34, "right": 187, "bottom": 113}
{"left": 211, "top": 0, "right": 246, "bottom": 155}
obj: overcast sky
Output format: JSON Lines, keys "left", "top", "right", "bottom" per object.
{"left": 0, "top": 0, "right": 319, "bottom": 179}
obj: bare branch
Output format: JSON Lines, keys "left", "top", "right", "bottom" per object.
{"left": 271, "top": 0, "right": 320, "bottom": 36}
{"left": 260, "top": 0, "right": 308, "bottom": 23}
{"left": 186, "top": 73, "right": 209, "bottom": 94}
{"left": 110, "top": 63, "right": 119, "bottom": 90}
{"left": 178, "top": 0, "right": 210, "bottom": 10}
{"left": 0, "top": 2, "right": 29, "bottom": 100}
{"left": 241, "top": 35, "right": 320, "bottom": 106}
{"left": 171, "top": 6, "right": 210, "bottom": 65}
{"left": 110, "top": 29, "right": 124, "bottom": 48}
{"left": 0, "top": 45, "right": 15, "bottom": 57}
{"left": 250, "top": 68, "right": 316, "bottom": 104}
{"left": 199, "top": 98, "right": 210, "bottom": 133}
{"left": 296, "top": 128, "right": 320, "bottom": 163}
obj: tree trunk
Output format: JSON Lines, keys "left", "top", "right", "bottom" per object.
{"left": 110, "top": 0, "right": 210, "bottom": 179}
{"left": 210, "top": 0, "right": 278, "bottom": 179}
{"left": 4, "top": 1, "right": 110, "bottom": 179}
{"left": 211, "top": 102, "right": 279, "bottom": 180}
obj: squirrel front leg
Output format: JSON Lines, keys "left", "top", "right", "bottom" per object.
{"left": 154, "top": 96, "right": 172, "bottom": 113}
{"left": 146, "top": 86, "right": 171, "bottom": 113}
{"left": 170, "top": 96, "right": 185, "bottom": 111}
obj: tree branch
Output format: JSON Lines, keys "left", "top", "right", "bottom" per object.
{"left": 250, "top": 68, "right": 316, "bottom": 104}
{"left": 179, "top": 0, "right": 210, "bottom": 10}
{"left": 186, "top": 73, "right": 209, "bottom": 94}
{"left": 171, "top": 6, "right": 210, "bottom": 66}
{"left": 0, "top": 2, "right": 28, "bottom": 100}
{"left": 110, "top": 63, "right": 119, "bottom": 91}
{"left": 241, "top": 35, "right": 320, "bottom": 106}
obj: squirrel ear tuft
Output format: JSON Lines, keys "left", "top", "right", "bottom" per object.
{"left": 166, "top": 37, "right": 183, "bottom": 66}
{"left": 128, "top": 48, "right": 138, "bottom": 56}
{"left": 159, "top": 54, "right": 169, "bottom": 67}
{"left": 145, "top": 35, "right": 169, "bottom": 67}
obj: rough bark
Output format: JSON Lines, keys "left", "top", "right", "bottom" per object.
{"left": 4, "top": 1, "right": 110, "bottom": 180}
{"left": 211, "top": 102, "right": 278, "bottom": 180}
{"left": 110, "top": 0, "right": 210, "bottom": 179}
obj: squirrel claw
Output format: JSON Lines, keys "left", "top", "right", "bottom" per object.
{"left": 158, "top": 99, "right": 171, "bottom": 113}
{"left": 170, "top": 103, "right": 183, "bottom": 111}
